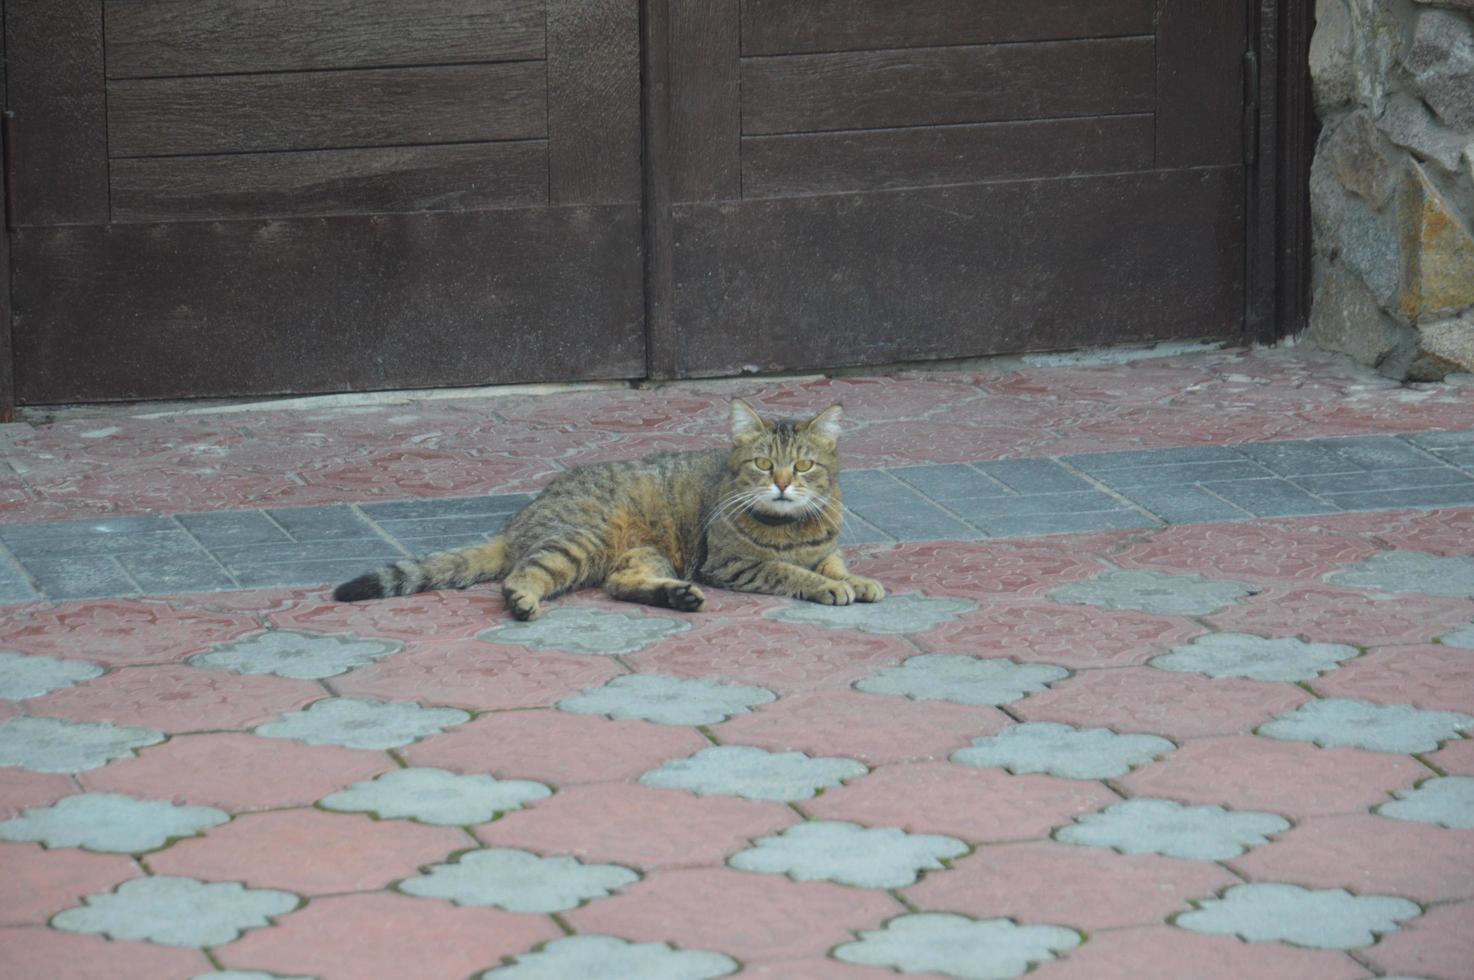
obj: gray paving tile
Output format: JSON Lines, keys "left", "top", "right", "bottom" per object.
{"left": 0, "top": 529, "right": 203, "bottom": 560}
{"left": 1117, "top": 485, "right": 1253, "bottom": 524}
{"left": 969, "top": 510, "right": 1160, "bottom": 538}
{"left": 1428, "top": 447, "right": 1474, "bottom": 469}
{"left": 1310, "top": 436, "right": 1442, "bottom": 469}
{"left": 373, "top": 513, "right": 513, "bottom": 540}
{"left": 356, "top": 493, "right": 532, "bottom": 520}
{"left": 841, "top": 471, "right": 930, "bottom": 508}
{"left": 229, "top": 559, "right": 388, "bottom": 589}
{"left": 846, "top": 501, "right": 982, "bottom": 542}
{"left": 974, "top": 459, "right": 1093, "bottom": 494}
{"left": 1292, "top": 467, "right": 1474, "bottom": 495}
{"left": 214, "top": 539, "right": 404, "bottom": 570}
{"left": 946, "top": 491, "right": 1123, "bottom": 519}
{"left": 1091, "top": 460, "right": 1275, "bottom": 489}
{"left": 1239, "top": 436, "right": 1440, "bottom": 476}
{"left": 1405, "top": 430, "right": 1474, "bottom": 449}
{"left": 0, "top": 549, "right": 40, "bottom": 605}
{"left": 386, "top": 534, "right": 495, "bottom": 555}
{"left": 1065, "top": 445, "right": 1244, "bottom": 472}
{"left": 1199, "top": 479, "right": 1336, "bottom": 517}
{"left": 24, "top": 558, "right": 139, "bottom": 599}
{"left": 176, "top": 511, "right": 291, "bottom": 548}
{"left": 265, "top": 505, "right": 380, "bottom": 541}
{"left": 0, "top": 516, "right": 179, "bottom": 543}
{"left": 890, "top": 464, "right": 1009, "bottom": 500}
{"left": 115, "top": 553, "right": 238, "bottom": 594}
{"left": 839, "top": 515, "right": 894, "bottom": 547}
{"left": 1326, "top": 482, "right": 1474, "bottom": 511}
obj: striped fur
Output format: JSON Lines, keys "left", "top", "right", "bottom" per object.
{"left": 333, "top": 400, "right": 884, "bottom": 620}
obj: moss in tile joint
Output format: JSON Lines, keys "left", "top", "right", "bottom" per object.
{"left": 385, "top": 748, "right": 410, "bottom": 769}
{"left": 1294, "top": 680, "right": 1325, "bottom": 699}
{"left": 549, "top": 912, "right": 577, "bottom": 936}
{"left": 1101, "top": 778, "right": 1132, "bottom": 801}
{"left": 786, "top": 802, "right": 812, "bottom": 821}
{"left": 201, "top": 948, "right": 228, "bottom": 971}
{"left": 1412, "top": 752, "right": 1448, "bottom": 777}
{"left": 888, "top": 890, "right": 921, "bottom": 914}
{"left": 696, "top": 725, "right": 722, "bottom": 746}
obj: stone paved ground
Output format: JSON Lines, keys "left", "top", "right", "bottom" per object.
{"left": 2, "top": 346, "right": 1473, "bottom": 979}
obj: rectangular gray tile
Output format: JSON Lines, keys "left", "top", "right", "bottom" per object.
{"left": 214, "top": 538, "right": 405, "bottom": 570}
{"left": 0, "top": 549, "right": 40, "bottom": 605}
{"left": 946, "top": 491, "right": 1124, "bottom": 519}
{"left": 839, "top": 514, "right": 895, "bottom": 547}
{"left": 970, "top": 510, "right": 1161, "bottom": 538}
{"left": 116, "top": 553, "right": 238, "bottom": 594}
{"left": 356, "top": 494, "right": 533, "bottom": 520}
{"left": 0, "top": 529, "right": 205, "bottom": 560}
{"left": 841, "top": 470, "right": 931, "bottom": 508}
{"left": 1236, "top": 442, "right": 1365, "bottom": 477}
{"left": 1292, "top": 467, "right": 1474, "bottom": 495}
{"left": 1310, "top": 436, "right": 1442, "bottom": 470}
{"left": 230, "top": 559, "right": 387, "bottom": 589}
{"left": 974, "top": 459, "right": 1093, "bottom": 494}
{"left": 1118, "top": 485, "right": 1252, "bottom": 524}
{"left": 1091, "top": 460, "right": 1274, "bottom": 489}
{"left": 1199, "top": 478, "right": 1336, "bottom": 518}
{"left": 845, "top": 501, "right": 982, "bottom": 542}
{"left": 265, "top": 506, "right": 381, "bottom": 541}
{"left": 23, "top": 557, "right": 139, "bottom": 599}
{"left": 177, "top": 511, "right": 292, "bottom": 547}
{"left": 890, "top": 464, "right": 1010, "bottom": 500}
{"left": 1405, "top": 430, "right": 1474, "bottom": 449}
{"left": 1427, "top": 447, "right": 1474, "bottom": 469}
{"left": 386, "top": 534, "right": 495, "bottom": 555}
{"left": 1064, "top": 445, "right": 1244, "bottom": 472}
{"left": 0, "top": 515, "right": 180, "bottom": 542}
{"left": 1326, "top": 482, "right": 1474, "bottom": 511}
{"left": 373, "top": 513, "right": 513, "bottom": 540}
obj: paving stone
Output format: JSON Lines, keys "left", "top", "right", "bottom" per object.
{"left": 0, "top": 716, "right": 164, "bottom": 773}
{"left": 22, "top": 558, "right": 138, "bottom": 600}
{"left": 214, "top": 539, "right": 405, "bottom": 569}
{"left": 117, "top": 553, "right": 239, "bottom": 594}
{"left": 1259, "top": 698, "right": 1473, "bottom": 753}
{"left": 1, "top": 842, "right": 142, "bottom": 926}
{"left": 917, "top": 602, "right": 1205, "bottom": 670}
{"left": 1042, "top": 924, "right": 1374, "bottom": 980}
{"left": 639, "top": 746, "right": 866, "bottom": 801}
{"left": 0, "top": 928, "right": 213, "bottom": 980}
{"left": 1174, "top": 883, "right": 1420, "bottom": 950}
{"left": 855, "top": 655, "right": 1067, "bottom": 707}
{"left": 973, "top": 459, "right": 1093, "bottom": 494}
{"left": 1148, "top": 633, "right": 1359, "bottom": 682}
{"left": 1109, "top": 521, "right": 1382, "bottom": 584}
{"left": 0, "top": 793, "right": 227, "bottom": 853}
{"left": 833, "top": 912, "right": 1080, "bottom": 979}
{"left": 767, "top": 593, "right": 974, "bottom": 634}
{"left": 53, "top": 876, "right": 299, "bottom": 947}
{"left": 373, "top": 514, "right": 512, "bottom": 540}
{"left": 269, "top": 589, "right": 503, "bottom": 643}
{"left": 1116, "top": 484, "right": 1252, "bottom": 523}
{"left": 1297, "top": 468, "right": 1474, "bottom": 495}
{"left": 557, "top": 674, "right": 776, "bottom": 726}
{"left": 1377, "top": 776, "right": 1474, "bottom": 829}
{"left": 175, "top": 511, "right": 292, "bottom": 548}
{"left": 253, "top": 697, "right": 470, "bottom": 750}
{"left": 951, "top": 722, "right": 1174, "bottom": 779}
{"left": 891, "top": 463, "right": 1009, "bottom": 499}
{"left": 1050, "top": 570, "right": 1258, "bottom": 616}
{"left": 1239, "top": 437, "right": 1437, "bottom": 475}
{"left": 321, "top": 767, "right": 551, "bottom": 825}
{"left": 0, "top": 769, "right": 76, "bottom": 819}
{"left": 197, "top": 972, "right": 314, "bottom": 980}
{"left": 1091, "top": 460, "right": 1274, "bottom": 489}
{"left": 0, "top": 598, "right": 261, "bottom": 666}
{"left": 357, "top": 494, "right": 532, "bottom": 521}
{"left": 945, "top": 491, "right": 1125, "bottom": 519}
{"left": 1, "top": 528, "right": 201, "bottom": 560}
{"left": 230, "top": 559, "right": 401, "bottom": 590}
{"left": 840, "top": 470, "right": 930, "bottom": 507}
{"left": 1058, "top": 798, "right": 1288, "bottom": 860}
{"left": 479, "top": 935, "right": 737, "bottom": 980}
{"left": 1359, "top": 900, "right": 1474, "bottom": 980}
{"left": 730, "top": 820, "right": 967, "bottom": 888}
{"left": 401, "top": 847, "right": 637, "bottom": 913}
{"left": 1196, "top": 478, "right": 1335, "bottom": 517}
{"left": 188, "top": 629, "right": 401, "bottom": 680}
{"left": 1066, "top": 446, "right": 1245, "bottom": 472}
{"left": 1327, "top": 550, "right": 1474, "bottom": 597}
{"left": 479, "top": 607, "right": 691, "bottom": 656}
{"left": 0, "top": 650, "right": 103, "bottom": 699}
{"left": 857, "top": 539, "right": 1103, "bottom": 598}
{"left": 1326, "top": 482, "right": 1474, "bottom": 511}
{"left": 845, "top": 500, "right": 983, "bottom": 541}
{"left": 1313, "top": 644, "right": 1474, "bottom": 714}
{"left": 263, "top": 506, "right": 380, "bottom": 541}
{"left": 970, "top": 511, "right": 1160, "bottom": 538}
{"left": 1442, "top": 624, "right": 1474, "bottom": 648}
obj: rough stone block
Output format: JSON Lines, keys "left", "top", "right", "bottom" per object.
{"left": 1312, "top": 0, "right": 1356, "bottom": 113}
{"left": 1377, "top": 91, "right": 1469, "bottom": 171}
{"left": 1409, "top": 310, "right": 1474, "bottom": 379}
{"left": 1324, "top": 110, "right": 1399, "bottom": 206}
{"left": 1405, "top": 8, "right": 1474, "bottom": 129}
{"left": 1341, "top": 196, "right": 1403, "bottom": 307}
{"left": 1309, "top": 263, "right": 1414, "bottom": 370}
{"left": 1398, "top": 162, "right": 1474, "bottom": 319}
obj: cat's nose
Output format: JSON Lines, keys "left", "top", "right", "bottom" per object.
{"left": 773, "top": 475, "right": 791, "bottom": 492}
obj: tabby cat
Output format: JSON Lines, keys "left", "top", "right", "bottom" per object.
{"left": 334, "top": 400, "right": 885, "bottom": 619}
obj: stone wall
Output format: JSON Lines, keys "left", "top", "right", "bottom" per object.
{"left": 1308, "top": 0, "right": 1474, "bottom": 379}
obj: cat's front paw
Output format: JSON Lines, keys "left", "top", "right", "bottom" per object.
{"left": 805, "top": 580, "right": 855, "bottom": 606}
{"left": 662, "top": 581, "right": 706, "bottom": 612}
{"left": 503, "top": 587, "right": 542, "bottom": 621}
{"left": 846, "top": 576, "right": 885, "bottom": 603}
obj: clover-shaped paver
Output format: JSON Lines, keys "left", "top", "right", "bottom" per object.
{"left": 53, "top": 876, "right": 298, "bottom": 947}
{"left": 0, "top": 716, "right": 164, "bottom": 774}
{"left": 730, "top": 820, "right": 967, "bottom": 888}
{"left": 1148, "top": 633, "right": 1359, "bottom": 683}
{"left": 1259, "top": 698, "right": 1473, "bottom": 753}
{"left": 1327, "top": 551, "right": 1474, "bottom": 598}
{"left": 1050, "top": 570, "right": 1258, "bottom": 616}
{"left": 1057, "top": 798, "right": 1288, "bottom": 860}
{"left": 479, "top": 607, "right": 690, "bottom": 656}
{"left": 1440, "top": 624, "right": 1474, "bottom": 649}
{"left": 557, "top": 674, "right": 776, "bottom": 725}
{"left": 253, "top": 697, "right": 469, "bottom": 750}
{"left": 855, "top": 655, "right": 1066, "bottom": 706}
{"left": 834, "top": 913, "right": 1080, "bottom": 979}
{"left": 1377, "top": 776, "right": 1474, "bottom": 829}
{"left": 0, "top": 651, "right": 103, "bottom": 700}
{"left": 401, "top": 847, "right": 637, "bottom": 913}
{"left": 188, "top": 630, "right": 401, "bottom": 680}
{"left": 479, "top": 935, "right": 736, "bottom": 980}
{"left": 952, "top": 722, "right": 1174, "bottom": 779}
{"left": 0, "top": 793, "right": 228, "bottom": 853}
{"left": 1175, "top": 883, "right": 1421, "bottom": 949}
{"left": 769, "top": 593, "right": 975, "bottom": 634}
{"left": 639, "top": 746, "right": 866, "bottom": 801}
{"left": 321, "top": 768, "right": 551, "bottom": 825}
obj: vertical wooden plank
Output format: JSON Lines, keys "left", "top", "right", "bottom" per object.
{"left": 1155, "top": 0, "right": 1247, "bottom": 167}
{"left": 548, "top": 0, "right": 641, "bottom": 205}
{"left": 668, "top": 0, "right": 740, "bottom": 202}
{"left": 0, "top": 0, "right": 14, "bottom": 419}
{"left": 642, "top": 0, "right": 680, "bottom": 378}
{"left": 5, "top": 0, "right": 109, "bottom": 225}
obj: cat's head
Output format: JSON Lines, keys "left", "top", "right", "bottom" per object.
{"left": 725, "top": 399, "right": 843, "bottom": 521}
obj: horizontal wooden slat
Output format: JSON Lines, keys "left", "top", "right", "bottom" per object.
{"left": 108, "top": 63, "right": 546, "bottom": 157}
{"left": 741, "top": 115, "right": 1154, "bottom": 198}
{"left": 741, "top": 38, "right": 1154, "bottom": 135}
{"left": 666, "top": 168, "right": 1244, "bottom": 377}
{"left": 105, "top": 0, "right": 545, "bottom": 79}
{"left": 13, "top": 205, "right": 645, "bottom": 403}
{"left": 741, "top": 0, "right": 1153, "bottom": 55}
{"left": 111, "top": 142, "right": 547, "bottom": 222}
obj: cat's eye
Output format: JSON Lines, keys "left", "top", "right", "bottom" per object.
{"left": 754, "top": 457, "right": 774, "bottom": 471}
{"left": 794, "top": 460, "right": 814, "bottom": 472}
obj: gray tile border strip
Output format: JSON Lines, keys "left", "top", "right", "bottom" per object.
{"left": 4, "top": 429, "right": 1474, "bottom": 604}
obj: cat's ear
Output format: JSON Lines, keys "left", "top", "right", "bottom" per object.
{"left": 730, "top": 399, "right": 769, "bottom": 440}
{"left": 802, "top": 404, "right": 844, "bottom": 442}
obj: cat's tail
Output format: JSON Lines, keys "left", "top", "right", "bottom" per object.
{"left": 332, "top": 535, "right": 513, "bottom": 602}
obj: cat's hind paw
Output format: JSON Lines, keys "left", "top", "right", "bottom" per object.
{"left": 846, "top": 576, "right": 885, "bottom": 603}
{"left": 502, "top": 587, "right": 542, "bottom": 621}
{"left": 661, "top": 581, "right": 706, "bottom": 612}
{"left": 805, "top": 580, "right": 856, "bottom": 605}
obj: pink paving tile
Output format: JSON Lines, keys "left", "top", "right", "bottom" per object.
{"left": 742, "top": 959, "right": 915, "bottom": 979}
{"left": 805, "top": 761, "right": 1117, "bottom": 842}
{"left": 1429, "top": 737, "right": 1474, "bottom": 775}
{"left": 220, "top": 890, "right": 560, "bottom": 980}
{"left": 752, "top": 374, "right": 986, "bottom": 422}
{"left": 1229, "top": 814, "right": 1474, "bottom": 902}
{"left": 625, "top": 620, "right": 912, "bottom": 695}
{"left": 1013, "top": 668, "right": 1309, "bottom": 740}
{"left": 564, "top": 867, "right": 898, "bottom": 963}
{"left": 853, "top": 541, "right": 1107, "bottom": 600}
{"left": 148, "top": 809, "right": 465, "bottom": 895}
{"left": 1205, "top": 585, "right": 1474, "bottom": 647}
{"left": 1360, "top": 899, "right": 1474, "bottom": 979}
{"left": 0, "top": 768, "right": 77, "bottom": 818}
{"left": 843, "top": 420, "right": 1073, "bottom": 466}
{"left": 270, "top": 590, "right": 504, "bottom": 642}
{"left": 26, "top": 664, "right": 324, "bottom": 734}
{"left": 1065, "top": 405, "right": 1308, "bottom": 450}
{"left": 903, "top": 840, "right": 1236, "bottom": 932}
{"left": 1363, "top": 507, "right": 1474, "bottom": 556}
{"left": 294, "top": 448, "right": 561, "bottom": 499}
{"left": 1026, "top": 925, "right": 1366, "bottom": 980}
{"left": 403, "top": 708, "right": 709, "bottom": 786}
{"left": 715, "top": 689, "right": 1008, "bottom": 765}
{"left": 1312, "top": 645, "right": 1474, "bottom": 713}
{"left": 0, "top": 842, "right": 140, "bottom": 925}
{"left": 0, "top": 701, "right": 19, "bottom": 723}
{"left": 474, "top": 783, "right": 795, "bottom": 869}
{"left": 79, "top": 732, "right": 394, "bottom": 812}
{"left": 1117, "top": 735, "right": 1423, "bottom": 817}
{"left": 166, "top": 587, "right": 313, "bottom": 615}
{"left": 333, "top": 640, "right": 621, "bottom": 712}
{"left": 0, "top": 599, "right": 259, "bottom": 666}
{"left": 0, "top": 926, "right": 213, "bottom": 979}
{"left": 1108, "top": 522, "right": 1381, "bottom": 584}
{"left": 915, "top": 602, "right": 1205, "bottom": 669}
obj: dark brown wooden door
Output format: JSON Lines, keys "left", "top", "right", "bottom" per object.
{"left": 6, "top": 0, "right": 643, "bottom": 403}
{"left": 644, "top": 0, "right": 1250, "bottom": 378}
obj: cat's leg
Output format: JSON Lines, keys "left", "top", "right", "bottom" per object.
{"left": 706, "top": 557, "right": 857, "bottom": 605}
{"left": 815, "top": 552, "right": 886, "bottom": 603}
{"left": 500, "top": 543, "right": 588, "bottom": 621}
{"left": 605, "top": 546, "right": 705, "bottom": 612}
